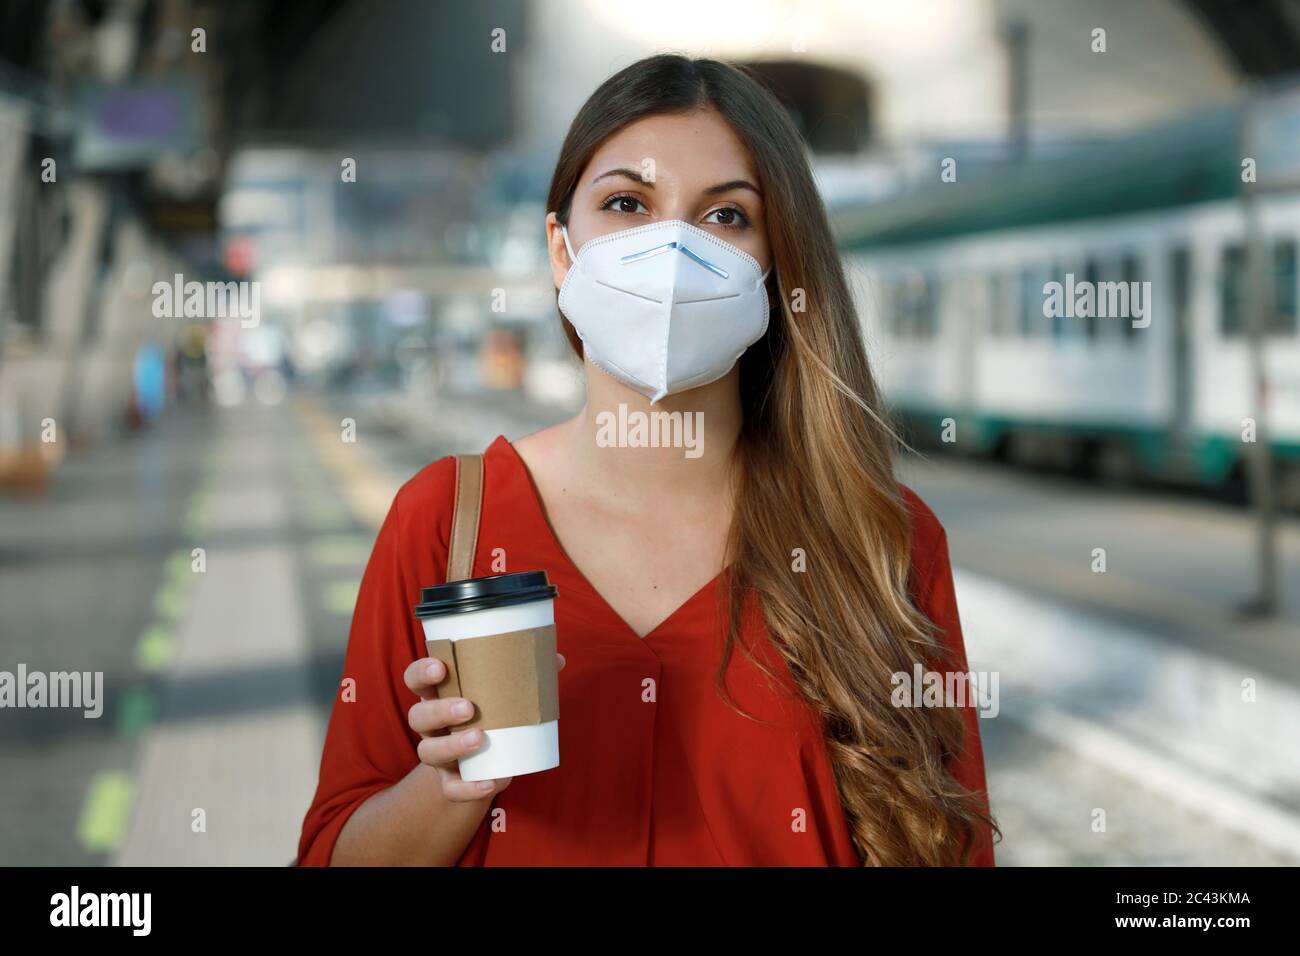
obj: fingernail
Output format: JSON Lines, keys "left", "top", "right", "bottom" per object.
{"left": 478, "top": 781, "right": 494, "bottom": 791}
{"left": 425, "top": 662, "right": 442, "bottom": 680}
{"left": 462, "top": 730, "right": 482, "bottom": 747}
{"left": 454, "top": 700, "right": 473, "bottom": 718}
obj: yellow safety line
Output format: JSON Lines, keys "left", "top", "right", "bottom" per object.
{"left": 294, "top": 397, "right": 400, "bottom": 530}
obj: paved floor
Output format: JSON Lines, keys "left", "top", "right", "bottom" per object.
{"left": 1, "top": 387, "right": 1296, "bottom": 865}
{"left": 116, "top": 407, "right": 321, "bottom": 864}
{"left": 0, "top": 406, "right": 207, "bottom": 865}
{"left": 896, "top": 454, "right": 1300, "bottom": 684}
{"left": 982, "top": 718, "right": 1294, "bottom": 865}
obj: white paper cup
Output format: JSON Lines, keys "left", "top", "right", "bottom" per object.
{"left": 415, "top": 572, "right": 560, "bottom": 782}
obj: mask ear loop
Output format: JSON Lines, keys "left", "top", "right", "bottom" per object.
{"left": 559, "top": 224, "right": 578, "bottom": 266}
{"left": 557, "top": 224, "right": 591, "bottom": 363}
{"left": 761, "top": 264, "right": 778, "bottom": 313}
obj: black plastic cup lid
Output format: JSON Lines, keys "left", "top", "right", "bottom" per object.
{"left": 415, "top": 570, "right": 558, "bottom": 619}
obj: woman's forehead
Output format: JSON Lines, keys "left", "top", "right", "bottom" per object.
{"left": 582, "top": 110, "right": 759, "bottom": 187}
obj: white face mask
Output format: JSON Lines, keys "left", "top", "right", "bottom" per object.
{"left": 557, "top": 219, "right": 773, "bottom": 404}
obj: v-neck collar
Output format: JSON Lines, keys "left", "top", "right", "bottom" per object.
{"left": 489, "top": 434, "right": 728, "bottom": 642}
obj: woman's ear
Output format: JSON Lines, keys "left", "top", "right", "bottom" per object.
{"left": 545, "top": 211, "right": 572, "bottom": 291}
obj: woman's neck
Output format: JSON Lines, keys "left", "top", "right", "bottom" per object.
{"left": 563, "top": 371, "right": 742, "bottom": 500}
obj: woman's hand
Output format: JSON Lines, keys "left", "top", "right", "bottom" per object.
{"left": 403, "top": 652, "right": 567, "bottom": 802}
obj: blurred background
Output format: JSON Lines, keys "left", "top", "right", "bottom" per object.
{"left": 1, "top": 0, "right": 1298, "bottom": 866}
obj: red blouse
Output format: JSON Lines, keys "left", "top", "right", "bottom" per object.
{"left": 297, "top": 435, "right": 995, "bottom": 866}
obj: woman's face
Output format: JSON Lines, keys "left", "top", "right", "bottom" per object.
{"left": 547, "top": 107, "right": 771, "bottom": 288}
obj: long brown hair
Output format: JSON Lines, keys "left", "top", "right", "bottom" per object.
{"left": 546, "top": 53, "right": 998, "bottom": 865}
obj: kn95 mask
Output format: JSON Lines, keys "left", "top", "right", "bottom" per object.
{"left": 557, "top": 219, "right": 772, "bottom": 403}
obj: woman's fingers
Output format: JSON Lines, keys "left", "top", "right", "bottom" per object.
{"left": 408, "top": 653, "right": 563, "bottom": 702}
{"left": 416, "top": 726, "right": 485, "bottom": 767}
{"left": 403, "top": 657, "right": 447, "bottom": 700}
{"left": 437, "top": 766, "right": 514, "bottom": 803}
{"left": 408, "top": 695, "right": 476, "bottom": 736}
{"left": 404, "top": 652, "right": 560, "bottom": 801}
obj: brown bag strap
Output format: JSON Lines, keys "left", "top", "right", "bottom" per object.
{"left": 446, "top": 453, "right": 484, "bottom": 582}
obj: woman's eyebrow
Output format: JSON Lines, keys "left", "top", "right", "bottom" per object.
{"left": 588, "top": 169, "right": 762, "bottom": 199}
{"left": 704, "top": 179, "right": 761, "bottom": 198}
{"left": 591, "top": 167, "right": 652, "bottom": 187}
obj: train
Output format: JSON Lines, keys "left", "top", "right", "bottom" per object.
{"left": 836, "top": 90, "right": 1300, "bottom": 508}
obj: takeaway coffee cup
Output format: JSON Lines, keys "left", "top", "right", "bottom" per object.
{"left": 414, "top": 570, "right": 560, "bottom": 782}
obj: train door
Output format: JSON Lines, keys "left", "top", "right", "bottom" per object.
{"left": 954, "top": 272, "right": 982, "bottom": 417}
{"left": 1170, "top": 245, "right": 1194, "bottom": 446}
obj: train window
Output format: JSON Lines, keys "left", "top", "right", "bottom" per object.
{"left": 1049, "top": 261, "right": 1066, "bottom": 340}
{"left": 983, "top": 276, "right": 995, "bottom": 336}
{"left": 923, "top": 274, "right": 937, "bottom": 339}
{"left": 1220, "top": 241, "right": 1298, "bottom": 337}
{"left": 1083, "top": 259, "right": 1100, "bottom": 341}
{"left": 888, "top": 276, "right": 905, "bottom": 338}
{"left": 1120, "top": 253, "right": 1142, "bottom": 341}
{"left": 870, "top": 276, "right": 890, "bottom": 337}
{"left": 887, "top": 275, "right": 905, "bottom": 338}
{"left": 1275, "top": 240, "right": 1297, "bottom": 335}
{"left": 1050, "top": 260, "right": 1088, "bottom": 343}
{"left": 879, "top": 278, "right": 899, "bottom": 337}
{"left": 923, "top": 274, "right": 939, "bottom": 338}
{"left": 891, "top": 278, "right": 906, "bottom": 337}
{"left": 1092, "top": 256, "right": 1123, "bottom": 341}
{"left": 990, "top": 272, "right": 1014, "bottom": 337}
{"left": 969, "top": 274, "right": 993, "bottom": 337}
{"left": 1019, "top": 267, "right": 1040, "bottom": 336}
{"left": 1221, "top": 245, "right": 1246, "bottom": 337}
{"left": 897, "top": 272, "right": 933, "bottom": 340}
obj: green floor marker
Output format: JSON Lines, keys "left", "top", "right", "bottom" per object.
{"left": 322, "top": 579, "right": 361, "bottom": 616}
{"left": 182, "top": 495, "right": 215, "bottom": 535}
{"left": 115, "top": 685, "right": 158, "bottom": 736}
{"left": 152, "top": 583, "right": 189, "bottom": 623}
{"left": 166, "top": 549, "right": 196, "bottom": 583}
{"left": 77, "top": 772, "right": 135, "bottom": 854}
{"left": 135, "top": 624, "right": 175, "bottom": 672}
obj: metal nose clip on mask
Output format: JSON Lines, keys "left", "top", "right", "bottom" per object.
{"left": 556, "top": 219, "right": 773, "bottom": 404}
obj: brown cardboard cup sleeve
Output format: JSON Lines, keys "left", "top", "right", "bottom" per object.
{"left": 425, "top": 625, "right": 558, "bottom": 732}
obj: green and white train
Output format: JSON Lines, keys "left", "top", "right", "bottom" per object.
{"left": 838, "top": 95, "right": 1300, "bottom": 506}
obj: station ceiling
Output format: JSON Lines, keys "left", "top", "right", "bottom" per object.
{"left": 1183, "top": 0, "right": 1300, "bottom": 78}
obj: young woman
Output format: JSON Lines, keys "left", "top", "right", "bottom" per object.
{"left": 298, "top": 53, "right": 998, "bottom": 867}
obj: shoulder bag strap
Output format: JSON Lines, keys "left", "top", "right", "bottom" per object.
{"left": 446, "top": 453, "right": 484, "bottom": 582}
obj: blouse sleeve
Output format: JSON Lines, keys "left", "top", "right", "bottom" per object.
{"left": 296, "top": 479, "right": 441, "bottom": 866}
{"left": 913, "top": 526, "right": 997, "bottom": 867}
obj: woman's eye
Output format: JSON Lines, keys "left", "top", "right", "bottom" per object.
{"left": 601, "top": 194, "right": 648, "bottom": 215}
{"left": 704, "top": 206, "right": 749, "bottom": 229}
